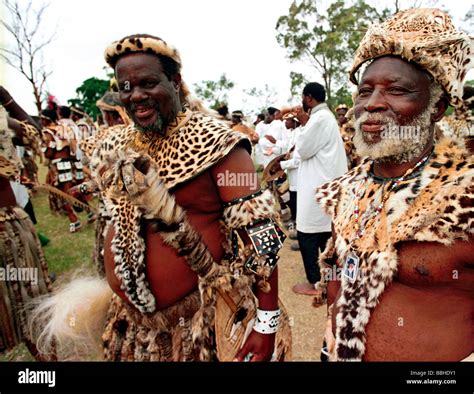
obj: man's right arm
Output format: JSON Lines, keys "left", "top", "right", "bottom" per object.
{"left": 295, "top": 114, "right": 329, "bottom": 160}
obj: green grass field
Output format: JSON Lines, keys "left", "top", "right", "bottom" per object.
{"left": 1, "top": 163, "right": 96, "bottom": 361}
{"left": 32, "top": 190, "right": 96, "bottom": 275}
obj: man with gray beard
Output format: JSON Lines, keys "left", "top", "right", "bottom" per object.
{"left": 352, "top": 82, "right": 443, "bottom": 164}
{"left": 315, "top": 8, "right": 473, "bottom": 361}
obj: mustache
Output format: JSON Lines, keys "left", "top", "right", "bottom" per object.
{"left": 354, "top": 112, "right": 397, "bottom": 128}
{"left": 128, "top": 99, "right": 160, "bottom": 112}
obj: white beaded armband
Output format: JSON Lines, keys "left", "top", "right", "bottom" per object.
{"left": 253, "top": 308, "right": 281, "bottom": 334}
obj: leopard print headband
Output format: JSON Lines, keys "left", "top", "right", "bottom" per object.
{"left": 104, "top": 35, "right": 181, "bottom": 68}
{"left": 349, "top": 8, "right": 474, "bottom": 109}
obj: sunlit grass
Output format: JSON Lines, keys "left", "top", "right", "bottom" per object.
{"left": 0, "top": 162, "right": 96, "bottom": 361}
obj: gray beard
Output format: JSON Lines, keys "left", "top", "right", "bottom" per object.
{"left": 135, "top": 116, "right": 165, "bottom": 134}
{"left": 353, "top": 105, "right": 434, "bottom": 163}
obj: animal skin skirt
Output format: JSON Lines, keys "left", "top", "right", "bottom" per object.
{"left": 102, "top": 291, "right": 201, "bottom": 361}
{"left": 0, "top": 206, "right": 51, "bottom": 353}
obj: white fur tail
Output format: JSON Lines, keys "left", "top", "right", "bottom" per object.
{"left": 29, "top": 275, "right": 113, "bottom": 360}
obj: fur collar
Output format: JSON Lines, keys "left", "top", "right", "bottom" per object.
{"left": 97, "top": 110, "right": 251, "bottom": 190}
{"left": 316, "top": 137, "right": 473, "bottom": 360}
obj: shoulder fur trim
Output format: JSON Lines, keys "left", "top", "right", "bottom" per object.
{"left": 95, "top": 111, "right": 251, "bottom": 190}
{"left": 315, "top": 137, "right": 473, "bottom": 361}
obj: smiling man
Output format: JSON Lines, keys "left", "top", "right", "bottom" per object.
{"left": 316, "top": 9, "right": 473, "bottom": 361}
{"left": 61, "top": 34, "right": 291, "bottom": 362}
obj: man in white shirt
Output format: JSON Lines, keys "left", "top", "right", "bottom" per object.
{"left": 292, "top": 82, "right": 347, "bottom": 296}
{"left": 279, "top": 113, "right": 301, "bottom": 229}
{"left": 254, "top": 113, "right": 270, "bottom": 169}
{"left": 257, "top": 107, "right": 288, "bottom": 168}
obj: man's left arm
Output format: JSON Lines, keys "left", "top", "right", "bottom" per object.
{"left": 211, "top": 146, "right": 283, "bottom": 361}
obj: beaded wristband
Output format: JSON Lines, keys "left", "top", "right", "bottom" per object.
{"left": 253, "top": 308, "right": 281, "bottom": 334}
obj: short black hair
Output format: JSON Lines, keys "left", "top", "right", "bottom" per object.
{"left": 267, "top": 107, "right": 280, "bottom": 116}
{"left": 303, "top": 82, "right": 325, "bottom": 102}
{"left": 59, "top": 105, "right": 71, "bottom": 119}
{"left": 464, "top": 86, "right": 474, "bottom": 110}
{"left": 257, "top": 113, "right": 265, "bottom": 121}
{"left": 156, "top": 53, "right": 180, "bottom": 80}
{"left": 216, "top": 104, "right": 229, "bottom": 116}
{"left": 41, "top": 108, "right": 58, "bottom": 123}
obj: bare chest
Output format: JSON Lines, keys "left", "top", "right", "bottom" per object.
{"left": 395, "top": 240, "right": 474, "bottom": 290}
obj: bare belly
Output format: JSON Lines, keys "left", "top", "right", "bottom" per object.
{"left": 363, "top": 282, "right": 473, "bottom": 361}
{"left": 332, "top": 240, "right": 474, "bottom": 361}
{"left": 103, "top": 216, "right": 225, "bottom": 310}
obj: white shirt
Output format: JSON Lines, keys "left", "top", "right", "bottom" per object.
{"left": 254, "top": 122, "right": 269, "bottom": 166}
{"left": 295, "top": 103, "right": 347, "bottom": 233}
{"left": 280, "top": 126, "right": 301, "bottom": 191}
{"left": 258, "top": 120, "right": 287, "bottom": 167}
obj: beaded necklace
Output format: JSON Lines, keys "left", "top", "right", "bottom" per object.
{"left": 342, "top": 149, "right": 433, "bottom": 283}
{"left": 352, "top": 149, "right": 433, "bottom": 242}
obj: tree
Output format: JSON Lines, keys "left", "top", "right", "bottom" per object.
{"left": 0, "top": 0, "right": 56, "bottom": 114}
{"left": 276, "top": 0, "right": 390, "bottom": 108}
{"left": 193, "top": 74, "right": 235, "bottom": 110}
{"left": 68, "top": 77, "right": 110, "bottom": 120}
{"left": 242, "top": 84, "right": 278, "bottom": 114}
{"left": 288, "top": 71, "right": 308, "bottom": 98}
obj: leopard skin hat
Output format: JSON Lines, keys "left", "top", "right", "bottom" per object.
{"left": 104, "top": 34, "right": 181, "bottom": 68}
{"left": 349, "top": 8, "right": 474, "bottom": 109}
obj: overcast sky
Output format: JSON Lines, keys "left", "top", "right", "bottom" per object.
{"left": 0, "top": 0, "right": 472, "bottom": 116}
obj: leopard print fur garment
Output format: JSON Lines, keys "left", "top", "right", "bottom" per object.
{"left": 95, "top": 110, "right": 251, "bottom": 190}
{"left": 316, "top": 137, "right": 473, "bottom": 361}
{"left": 90, "top": 110, "right": 251, "bottom": 313}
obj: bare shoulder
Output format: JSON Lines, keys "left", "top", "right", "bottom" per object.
{"left": 210, "top": 146, "right": 259, "bottom": 202}
{"left": 211, "top": 146, "right": 254, "bottom": 176}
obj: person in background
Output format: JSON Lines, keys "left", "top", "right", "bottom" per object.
{"left": 275, "top": 112, "right": 301, "bottom": 252}
{"left": 231, "top": 110, "right": 259, "bottom": 144}
{"left": 292, "top": 82, "right": 347, "bottom": 297}
{"left": 258, "top": 107, "right": 288, "bottom": 168}
{"left": 0, "top": 86, "right": 52, "bottom": 360}
{"left": 41, "top": 109, "right": 91, "bottom": 232}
